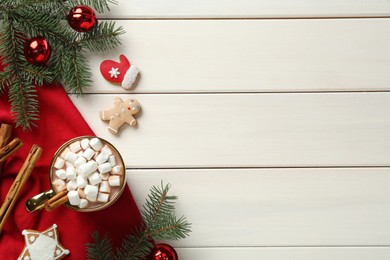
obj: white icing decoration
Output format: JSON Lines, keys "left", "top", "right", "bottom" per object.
{"left": 19, "top": 224, "right": 69, "bottom": 260}
{"left": 108, "top": 67, "right": 120, "bottom": 78}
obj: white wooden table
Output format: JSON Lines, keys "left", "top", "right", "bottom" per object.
{"left": 71, "top": 1, "right": 390, "bottom": 259}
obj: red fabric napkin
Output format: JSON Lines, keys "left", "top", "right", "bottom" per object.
{"left": 0, "top": 84, "right": 142, "bottom": 258}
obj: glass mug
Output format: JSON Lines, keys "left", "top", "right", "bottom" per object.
{"left": 26, "top": 136, "right": 126, "bottom": 213}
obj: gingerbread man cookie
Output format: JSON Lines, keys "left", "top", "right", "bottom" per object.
{"left": 99, "top": 97, "right": 141, "bottom": 134}
{"left": 18, "top": 224, "right": 70, "bottom": 260}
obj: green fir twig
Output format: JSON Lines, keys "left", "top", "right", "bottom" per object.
{"left": 86, "top": 183, "right": 192, "bottom": 260}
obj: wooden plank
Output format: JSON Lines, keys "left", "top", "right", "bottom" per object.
{"left": 99, "top": 0, "right": 390, "bottom": 18}
{"left": 87, "top": 19, "right": 390, "bottom": 93}
{"left": 127, "top": 168, "right": 390, "bottom": 246}
{"left": 71, "top": 93, "right": 390, "bottom": 168}
{"left": 175, "top": 247, "right": 390, "bottom": 260}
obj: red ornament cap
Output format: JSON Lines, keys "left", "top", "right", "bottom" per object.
{"left": 24, "top": 36, "right": 51, "bottom": 65}
{"left": 67, "top": 5, "right": 97, "bottom": 32}
{"left": 100, "top": 55, "right": 140, "bottom": 89}
{"left": 148, "top": 243, "right": 178, "bottom": 260}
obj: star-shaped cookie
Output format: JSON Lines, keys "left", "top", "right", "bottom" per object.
{"left": 18, "top": 224, "right": 70, "bottom": 260}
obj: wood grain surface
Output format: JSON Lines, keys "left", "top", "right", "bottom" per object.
{"left": 71, "top": 0, "right": 390, "bottom": 258}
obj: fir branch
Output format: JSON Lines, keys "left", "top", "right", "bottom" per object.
{"left": 150, "top": 215, "right": 192, "bottom": 241}
{"left": 12, "top": 7, "right": 70, "bottom": 45}
{"left": 8, "top": 78, "right": 39, "bottom": 130}
{"left": 65, "top": 0, "right": 118, "bottom": 13}
{"left": 115, "top": 229, "right": 154, "bottom": 260}
{"left": 86, "top": 232, "right": 116, "bottom": 260}
{"left": 77, "top": 22, "right": 124, "bottom": 52}
{"left": 10, "top": 0, "right": 65, "bottom": 11}
{"left": 22, "top": 64, "right": 54, "bottom": 86}
{"left": 86, "top": 183, "right": 191, "bottom": 260}
{"left": 0, "top": 72, "right": 11, "bottom": 94}
{"left": 0, "top": 11, "right": 40, "bottom": 129}
{"left": 61, "top": 47, "right": 92, "bottom": 95}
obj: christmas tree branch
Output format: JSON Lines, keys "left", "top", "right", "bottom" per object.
{"left": 9, "top": 79, "right": 39, "bottom": 130}
{"left": 61, "top": 47, "right": 92, "bottom": 95}
{"left": 86, "top": 183, "right": 191, "bottom": 260}
{"left": 66, "top": 0, "right": 117, "bottom": 13}
{"left": 12, "top": 9, "right": 70, "bottom": 45}
{"left": 76, "top": 22, "right": 124, "bottom": 52}
{"left": 87, "top": 232, "right": 116, "bottom": 260}
{"left": 0, "top": 12, "right": 40, "bottom": 130}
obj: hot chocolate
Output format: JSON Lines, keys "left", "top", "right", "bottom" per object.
{"left": 50, "top": 137, "right": 125, "bottom": 210}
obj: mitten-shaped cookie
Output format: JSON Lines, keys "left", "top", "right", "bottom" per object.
{"left": 100, "top": 55, "right": 139, "bottom": 90}
{"left": 99, "top": 97, "right": 141, "bottom": 134}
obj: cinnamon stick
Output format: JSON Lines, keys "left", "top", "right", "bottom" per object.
{"left": 0, "top": 124, "right": 12, "bottom": 148}
{"left": 0, "top": 144, "right": 42, "bottom": 233}
{"left": 0, "top": 124, "right": 13, "bottom": 172}
{"left": 44, "top": 190, "right": 69, "bottom": 211}
{"left": 0, "top": 138, "right": 23, "bottom": 164}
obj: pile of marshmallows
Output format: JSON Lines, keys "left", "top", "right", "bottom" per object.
{"left": 52, "top": 137, "right": 123, "bottom": 209}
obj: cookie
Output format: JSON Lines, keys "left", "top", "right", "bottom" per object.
{"left": 100, "top": 55, "right": 140, "bottom": 90}
{"left": 99, "top": 97, "right": 141, "bottom": 134}
{"left": 18, "top": 224, "right": 70, "bottom": 260}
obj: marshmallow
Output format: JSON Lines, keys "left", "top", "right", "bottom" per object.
{"left": 82, "top": 148, "right": 95, "bottom": 160}
{"left": 90, "top": 138, "right": 103, "bottom": 151}
{"left": 81, "top": 138, "right": 90, "bottom": 150}
{"left": 53, "top": 179, "right": 66, "bottom": 191}
{"left": 78, "top": 160, "right": 98, "bottom": 177}
{"left": 108, "top": 155, "right": 116, "bottom": 166}
{"left": 64, "top": 151, "right": 78, "bottom": 163}
{"left": 99, "top": 181, "right": 111, "bottom": 193}
{"left": 101, "top": 146, "right": 113, "bottom": 157}
{"left": 111, "top": 165, "right": 122, "bottom": 175}
{"left": 84, "top": 185, "right": 98, "bottom": 202}
{"left": 79, "top": 199, "right": 89, "bottom": 209}
{"left": 74, "top": 156, "right": 87, "bottom": 168}
{"left": 97, "top": 193, "right": 109, "bottom": 203}
{"left": 88, "top": 172, "right": 102, "bottom": 186}
{"left": 66, "top": 180, "right": 78, "bottom": 191}
{"left": 77, "top": 188, "right": 86, "bottom": 198}
{"left": 100, "top": 173, "right": 109, "bottom": 181}
{"left": 108, "top": 176, "right": 121, "bottom": 187}
{"left": 66, "top": 166, "right": 77, "bottom": 180}
{"left": 68, "top": 190, "right": 80, "bottom": 206}
{"left": 96, "top": 152, "right": 109, "bottom": 165}
{"left": 54, "top": 157, "right": 65, "bottom": 169}
{"left": 98, "top": 162, "right": 112, "bottom": 174}
{"left": 60, "top": 148, "right": 70, "bottom": 158}
{"left": 77, "top": 175, "right": 87, "bottom": 188}
{"left": 69, "top": 141, "right": 81, "bottom": 153}
{"left": 55, "top": 169, "right": 67, "bottom": 180}
{"left": 65, "top": 161, "right": 74, "bottom": 168}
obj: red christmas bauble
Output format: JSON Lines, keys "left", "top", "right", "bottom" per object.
{"left": 148, "top": 244, "right": 178, "bottom": 260}
{"left": 24, "top": 36, "right": 51, "bottom": 65}
{"left": 67, "top": 5, "right": 97, "bottom": 32}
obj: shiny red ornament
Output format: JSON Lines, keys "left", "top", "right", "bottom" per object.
{"left": 24, "top": 36, "right": 51, "bottom": 65}
{"left": 67, "top": 5, "right": 97, "bottom": 32}
{"left": 148, "top": 244, "right": 178, "bottom": 260}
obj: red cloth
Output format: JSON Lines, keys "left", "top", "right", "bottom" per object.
{"left": 0, "top": 85, "right": 142, "bottom": 258}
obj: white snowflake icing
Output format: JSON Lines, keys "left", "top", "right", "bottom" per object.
{"left": 108, "top": 67, "right": 121, "bottom": 78}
